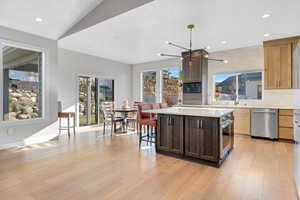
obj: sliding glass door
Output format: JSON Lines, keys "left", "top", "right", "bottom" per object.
{"left": 79, "top": 76, "right": 114, "bottom": 127}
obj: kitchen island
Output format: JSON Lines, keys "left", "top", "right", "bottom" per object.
{"left": 147, "top": 107, "right": 234, "bottom": 167}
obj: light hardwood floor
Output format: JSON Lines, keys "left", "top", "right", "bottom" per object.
{"left": 0, "top": 131, "right": 297, "bottom": 200}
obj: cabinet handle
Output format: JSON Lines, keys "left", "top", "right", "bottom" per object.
{"left": 197, "top": 120, "right": 203, "bottom": 129}
{"left": 168, "top": 117, "right": 174, "bottom": 126}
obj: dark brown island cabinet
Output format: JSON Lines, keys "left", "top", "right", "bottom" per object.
{"left": 156, "top": 112, "right": 234, "bottom": 167}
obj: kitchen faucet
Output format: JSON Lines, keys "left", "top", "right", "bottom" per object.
{"left": 234, "top": 94, "right": 239, "bottom": 105}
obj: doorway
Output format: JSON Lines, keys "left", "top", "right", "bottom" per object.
{"left": 78, "top": 76, "right": 114, "bottom": 127}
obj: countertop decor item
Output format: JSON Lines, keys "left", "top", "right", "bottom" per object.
{"left": 122, "top": 100, "right": 129, "bottom": 109}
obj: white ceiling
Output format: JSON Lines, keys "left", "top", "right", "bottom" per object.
{"left": 0, "top": 0, "right": 104, "bottom": 39}
{"left": 58, "top": 0, "right": 300, "bottom": 64}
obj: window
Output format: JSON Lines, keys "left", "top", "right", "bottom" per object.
{"left": 162, "top": 68, "right": 180, "bottom": 106}
{"left": 214, "top": 72, "right": 262, "bottom": 101}
{"left": 2, "top": 45, "right": 43, "bottom": 121}
{"left": 142, "top": 71, "right": 157, "bottom": 103}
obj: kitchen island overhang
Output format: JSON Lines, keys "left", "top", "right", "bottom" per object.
{"left": 145, "top": 107, "right": 234, "bottom": 167}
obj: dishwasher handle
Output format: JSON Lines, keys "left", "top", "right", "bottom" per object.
{"left": 252, "top": 111, "right": 277, "bottom": 114}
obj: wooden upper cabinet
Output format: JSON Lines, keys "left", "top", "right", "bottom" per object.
{"left": 264, "top": 37, "right": 294, "bottom": 89}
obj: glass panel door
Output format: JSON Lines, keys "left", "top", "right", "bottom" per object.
{"left": 79, "top": 76, "right": 114, "bottom": 126}
{"left": 79, "top": 76, "right": 89, "bottom": 126}
{"left": 90, "top": 78, "right": 98, "bottom": 125}
{"left": 98, "top": 79, "right": 114, "bottom": 123}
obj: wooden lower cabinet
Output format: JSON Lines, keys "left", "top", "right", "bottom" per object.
{"left": 185, "top": 116, "right": 219, "bottom": 162}
{"left": 233, "top": 109, "right": 251, "bottom": 135}
{"left": 157, "top": 115, "right": 184, "bottom": 154}
{"left": 157, "top": 115, "right": 170, "bottom": 152}
{"left": 278, "top": 109, "right": 294, "bottom": 140}
{"left": 279, "top": 128, "right": 294, "bottom": 140}
{"left": 156, "top": 113, "right": 234, "bottom": 167}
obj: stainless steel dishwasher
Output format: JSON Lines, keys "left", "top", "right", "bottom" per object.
{"left": 251, "top": 108, "right": 278, "bottom": 139}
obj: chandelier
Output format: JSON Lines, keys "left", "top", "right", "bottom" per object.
{"left": 158, "top": 24, "right": 228, "bottom": 65}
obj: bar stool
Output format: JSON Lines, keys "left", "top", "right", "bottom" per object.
{"left": 137, "top": 104, "right": 157, "bottom": 146}
{"left": 58, "top": 112, "right": 76, "bottom": 136}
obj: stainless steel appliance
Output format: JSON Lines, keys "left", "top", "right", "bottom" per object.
{"left": 251, "top": 108, "right": 278, "bottom": 139}
{"left": 294, "top": 109, "right": 300, "bottom": 198}
{"left": 220, "top": 114, "right": 234, "bottom": 159}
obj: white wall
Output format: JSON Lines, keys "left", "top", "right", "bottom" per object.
{"left": 0, "top": 28, "right": 132, "bottom": 148}
{"left": 0, "top": 25, "right": 58, "bottom": 148}
{"left": 57, "top": 48, "right": 132, "bottom": 123}
{"left": 132, "top": 45, "right": 294, "bottom": 108}
{"left": 295, "top": 89, "right": 300, "bottom": 109}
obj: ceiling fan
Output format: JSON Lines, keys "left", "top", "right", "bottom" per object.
{"left": 158, "top": 24, "right": 228, "bottom": 65}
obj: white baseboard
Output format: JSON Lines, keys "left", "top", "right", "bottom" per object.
{"left": 0, "top": 141, "right": 24, "bottom": 150}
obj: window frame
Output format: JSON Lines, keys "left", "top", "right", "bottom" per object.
{"left": 160, "top": 67, "right": 181, "bottom": 106}
{"left": 212, "top": 70, "right": 263, "bottom": 103}
{"left": 141, "top": 70, "right": 159, "bottom": 103}
{"left": 0, "top": 39, "right": 46, "bottom": 125}
{"left": 140, "top": 67, "right": 181, "bottom": 104}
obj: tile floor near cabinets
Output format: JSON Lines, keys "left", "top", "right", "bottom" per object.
{"left": 0, "top": 131, "right": 297, "bottom": 200}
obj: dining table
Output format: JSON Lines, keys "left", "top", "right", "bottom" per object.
{"left": 113, "top": 107, "right": 138, "bottom": 133}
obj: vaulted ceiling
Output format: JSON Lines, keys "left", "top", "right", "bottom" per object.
{"left": 1, "top": 0, "right": 300, "bottom": 65}
{"left": 0, "top": 0, "right": 104, "bottom": 39}
{"left": 59, "top": 0, "right": 300, "bottom": 64}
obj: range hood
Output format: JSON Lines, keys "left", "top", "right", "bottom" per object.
{"left": 182, "top": 49, "right": 208, "bottom": 105}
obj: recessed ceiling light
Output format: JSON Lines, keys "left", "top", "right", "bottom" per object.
{"left": 262, "top": 13, "right": 271, "bottom": 19}
{"left": 205, "top": 46, "right": 211, "bottom": 50}
{"left": 221, "top": 41, "right": 227, "bottom": 44}
{"left": 264, "top": 33, "right": 270, "bottom": 37}
{"left": 35, "top": 17, "right": 43, "bottom": 22}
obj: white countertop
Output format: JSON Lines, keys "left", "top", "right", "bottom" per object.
{"left": 181, "top": 104, "right": 294, "bottom": 109}
{"left": 144, "top": 107, "right": 234, "bottom": 118}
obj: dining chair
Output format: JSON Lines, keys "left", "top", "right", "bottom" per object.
{"left": 126, "top": 101, "right": 140, "bottom": 132}
{"left": 101, "top": 101, "right": 124, "bottom": 135}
